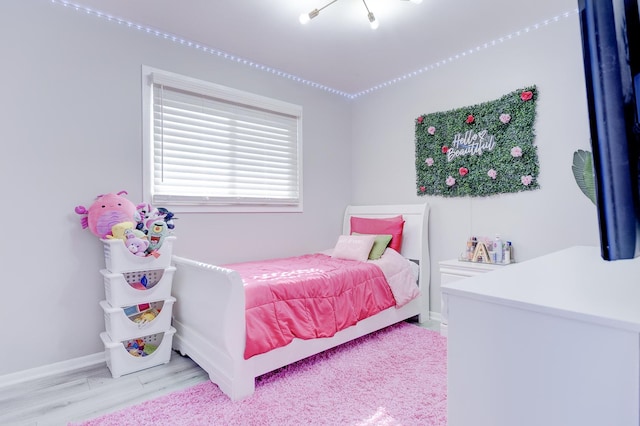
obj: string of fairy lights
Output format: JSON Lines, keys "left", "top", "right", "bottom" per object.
{"left": 50, "top": 0, "right": 578, "bottom": 100}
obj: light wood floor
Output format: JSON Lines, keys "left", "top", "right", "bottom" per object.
{"left": 0, "top": 319, "right": 441, "bottom": 426}
{"left": 0, "top": 352, "right": 209, "bottom": 426}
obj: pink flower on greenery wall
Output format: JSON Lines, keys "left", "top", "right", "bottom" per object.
{"left": 465, "top": 115, "right": 475, "bottom": 124}
{"left": 425, "top": 157, "right": 434, "bottom": 166}
{"left": 417, "top": 116, "right": 424, "bottom": 124}
{"left": 511, "top": 146, "right": 523, "bottom": 157}
{"left": 459, "top": 167, "right": 469, "bottom": 176}
{"left": 427, "top": 126, "right": 436, "bottom": 135}
{"left": 520, "top": 91, "right": 533, "bottom": 101}
{"left": 499, "top": 113, "right": 511, "bottom": 124}
{"left": 487, "top": 169, "right": 497, "bottom": 179}
{"left": 446, "top": 176, "right": 456, "bottom": 187}
{"left": 441, "top": 146, "right": 449, "bottom": 154}
{"left": 521, "top": 175, "right": 533, "bottom": 186}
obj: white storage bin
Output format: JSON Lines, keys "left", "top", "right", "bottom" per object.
{"left": 102, "top": 236, "right": 176, "bottom": 273}
{"left": 100, "top": 297, "right": 176, "bottom": 341}
{"left": 100, "top": 327, "right": 176, "bottom": 378}
{"left": 102, "top": 266, "right": 175, "bottom": 307}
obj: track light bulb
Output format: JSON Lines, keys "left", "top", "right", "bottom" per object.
{"left": 299, "top": 8, "right": 320, "bottom": 24}
{"left": 368, "top": 12, "right": 379, "bottom": 29}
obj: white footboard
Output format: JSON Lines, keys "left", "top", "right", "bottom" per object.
{"left": 171, "top": 255, "right": 256, "bottom": 400}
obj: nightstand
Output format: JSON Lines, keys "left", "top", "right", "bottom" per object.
{"left": 439, "top": 259, "right": 508, "bottom": 336}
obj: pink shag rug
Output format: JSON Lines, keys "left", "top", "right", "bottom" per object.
{"left": 76, "top": 322, "right": 447, "bottom": 426}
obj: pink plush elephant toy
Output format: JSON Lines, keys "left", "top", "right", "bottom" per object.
{"left": 75, "top": 191, "right": 139, "bottom": 239}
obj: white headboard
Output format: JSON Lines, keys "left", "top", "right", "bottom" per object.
{"left": 342, "top": 203, "right": 430, "bottom": 310}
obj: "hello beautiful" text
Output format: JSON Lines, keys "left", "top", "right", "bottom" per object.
{"left": 447, "top": 130, "right": 496, "bottom": 161}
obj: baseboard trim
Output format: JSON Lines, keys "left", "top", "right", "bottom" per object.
{"left": 0, "top": 352, "right": 106, "bottom": 389}
{"left": 429, "top": 311, "right": 442, "bottom": 322}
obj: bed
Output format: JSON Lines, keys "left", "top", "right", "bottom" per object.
{"left": 170, "top": 203, "right": 430, "bottom": 400}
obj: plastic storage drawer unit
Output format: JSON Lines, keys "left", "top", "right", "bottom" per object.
{"left": 102, "top": 266, "right": 175, "bottom": 307}
{"left": 100, "top": 297, "right": 176, "bottom": 341}
{"left": 102, "top": 236, "right": 176, "bottom": 273}
{"left": 100, "top": 327, "right": 176, "bottom": 378}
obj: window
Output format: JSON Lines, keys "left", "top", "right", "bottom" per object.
{"left": 142, "top": 66, "right": 303, "bottom": 212}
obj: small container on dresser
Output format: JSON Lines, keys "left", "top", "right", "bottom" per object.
{"left": 98, "top": 236, "right": 177, "bottom": 378}
{"left": 439, "top": 259, "right": 510, "bottom": 336}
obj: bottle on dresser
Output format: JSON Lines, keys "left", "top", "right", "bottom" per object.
{"left": 493, "top": 235, "right": 503, "bottom": 263}
{"left": 466, "top": 237, "right": 475, "bottom": 260}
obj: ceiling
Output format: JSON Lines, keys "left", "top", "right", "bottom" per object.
{"left": 70, "top": 0, "right": 578, "bottom": 95}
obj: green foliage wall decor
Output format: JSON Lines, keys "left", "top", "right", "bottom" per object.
{"left": 415, "top": 86, "right": 540, "bottom": 197}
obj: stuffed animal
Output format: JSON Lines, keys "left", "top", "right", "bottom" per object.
{"left": 135, "top": 203, "right": 157, "bottom": 233}
{"left": 136, "top": 203, "right": 177, "bottom": 234}
{"left": 134, "top": 310, "right": 158, "bottom": 324}
{"left": 146, "top": 220, "right": 168, "bottom": 253}
{"left": 124, "top": 229, "right": 149, "bottom": 257}
{"left": 106, "top": 221, "right": 136, "bottom": 241}
{"left": 75, "top": 191, "right": 139, "bottom": 239}
{"left": 157, "top": 207, "right": 177, "bottom": 230}
{"left": 108, "top": 222, "right": 148, "bottom": 241}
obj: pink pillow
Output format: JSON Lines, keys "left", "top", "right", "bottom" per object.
{"left": 331, "top": 235, "right": 376, "bottom": 261}
{"left": 350, "top": 215, "right": 405, "bottom": 252}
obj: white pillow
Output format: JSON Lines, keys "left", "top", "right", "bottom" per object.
{"left": 331, "top": 235, "right": 376, "bottom": 262}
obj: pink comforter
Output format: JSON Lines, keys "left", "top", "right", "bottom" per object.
{"left": 224, "top": 253, "right": 396, "bottom": 359}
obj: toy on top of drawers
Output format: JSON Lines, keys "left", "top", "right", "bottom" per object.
{"left": 74, "top": 191, "right": 177, "bottom": 273}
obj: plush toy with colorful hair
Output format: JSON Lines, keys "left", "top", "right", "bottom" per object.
{"left": 135, "top": 203, "right": 177, "bottom": 236}
{"left": 135, "top": 203, "right": 156, "bottom": 233}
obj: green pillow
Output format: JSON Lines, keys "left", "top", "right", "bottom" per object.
{"left": 353, "top": 233, "right": 393, "bottom": 260}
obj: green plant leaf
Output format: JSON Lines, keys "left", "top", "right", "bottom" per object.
{"left": 571, "top": 149, "right": 596, "bottom": 205}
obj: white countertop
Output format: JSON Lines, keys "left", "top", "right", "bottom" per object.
{"left": 442, "top": 245, "right": 640, "bottom": 332}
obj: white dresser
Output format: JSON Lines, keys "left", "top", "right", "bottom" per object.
{"left": 442, "top": 246, "right": 640, "bottom": 426}
{"left": 439, "top": 259, "right": 507, "bottom": 336}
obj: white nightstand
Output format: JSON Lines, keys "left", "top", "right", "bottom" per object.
{"left": 439, "top": 259, "right": 509, "bottom": 336}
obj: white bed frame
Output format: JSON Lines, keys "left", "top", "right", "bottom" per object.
{"left": 171, "top": 203, "right": 430, "bottom": 400}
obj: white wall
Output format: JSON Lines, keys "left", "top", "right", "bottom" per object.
{"left": 0, "top": 2, "right": 352, "bottom": 376}
{"left": 350, "top": 10, "right": 600, "bottom": 315}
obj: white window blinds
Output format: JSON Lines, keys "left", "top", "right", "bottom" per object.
{"left": 144, "top": 68, "right": 302, "bottom": 211}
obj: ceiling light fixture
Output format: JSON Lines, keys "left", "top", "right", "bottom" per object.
{"left": 362, "top": 0, "right": 378, "bottom": 30}
{"left": 299, "top": 0, "right": 338, "bottom": 24}
{"left": 299, "top": 0, "right": 423, "bottom": 29}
